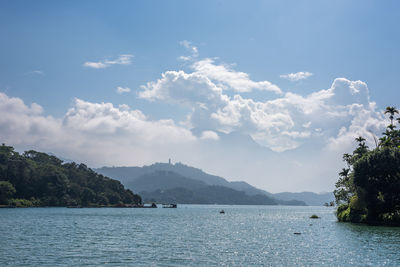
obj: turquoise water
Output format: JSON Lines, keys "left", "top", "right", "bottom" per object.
{"left": 1, "top": 205, "right": 399, "bottom": 266}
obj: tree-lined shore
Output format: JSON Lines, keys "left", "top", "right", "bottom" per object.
{"left": 334, "top": 106, "right": 400, "bottom": 226}
{"left": 0, "top": 145, "right": 141, "bottom": 207}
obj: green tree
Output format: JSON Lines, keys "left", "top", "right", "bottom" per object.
{"left": 0, "top": 181, "right": 16, "bottom": 204}
{"left": 353, "top": 147, "right": 400, "bottom": 223}
{"left": 384, "top": 106, "right": 399, "bottom": 126}
{"left": 334, "top": 168, "right": 353, "bottom": 204}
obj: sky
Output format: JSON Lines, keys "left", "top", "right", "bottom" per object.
{"left": 1, "top": 0, "right": 400, "bottom": 193}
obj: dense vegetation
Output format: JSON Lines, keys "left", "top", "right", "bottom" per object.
{"left": 126, "top": 170, "right": 279, "bottom": 205}
{"left": 141, "top": 185, "right": 280, "bottom": 205}
{"left": 334, "top": 107, "right": 400, "bottom": 226}
{"left": 0, "top": 145, "right": 141, "bottom": 207}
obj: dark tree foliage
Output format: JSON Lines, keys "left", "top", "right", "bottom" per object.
{"left": 0, "top": 181, "right": 16, "bottom": 204}
{"left": 0, "top": 145, "right": 141, "bottom": 207}
{"left": 334, "top": 107, "right": 400, "bottom": 226}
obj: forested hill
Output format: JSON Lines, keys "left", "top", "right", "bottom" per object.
{"left": 0, "top": 144, "right": 141, "bottom": 207}
{"left": 96, "top": 163, "right": 273, "bottom": 197}
{"left": 126, "top": 170, "right": 280, "bottom": 205}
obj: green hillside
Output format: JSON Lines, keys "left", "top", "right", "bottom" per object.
{"left": 0, "top": 144, "right": 141, "bottom": 207}
{"left": 141, "top": 185, "right": 278, "bottom": 205}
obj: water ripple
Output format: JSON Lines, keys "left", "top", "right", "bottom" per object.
{"left": 1, "top": 206, "right": 400, "bottom": 266}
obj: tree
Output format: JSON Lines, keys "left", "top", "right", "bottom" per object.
{"left": 342, "top": 153, "right": 352, "bottom": 166}
{"left": 384, "top": 106, "right": 399, "bottom": 126}
{"left": 82, "top": 187, "right": 96, "bottom": 205}
{"left": 355, "top": 136, "right": 366, "bottom": 143}
{"left": 353, "top": 148, "right": 400, "bottom": 223}
{"left": 334, "top": 168, "right": 353, "bottom": 204}
{"left": 0, "top": 181, "right": 16, "bottom": 204}
{"left": 353, "top": 136, "right": 369, "bottom": 161}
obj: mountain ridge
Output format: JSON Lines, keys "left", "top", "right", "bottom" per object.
{"left": 95, "top": 162, "right": 332, "bottom": 205}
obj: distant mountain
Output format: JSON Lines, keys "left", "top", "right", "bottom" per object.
{"left": 95, "top": 163, "right": 306, "bottom": 206}
{"left": 126, "top": 170, "right": 207, "bottom": 193}
{"left": 103, "top": 169, "right": 278, "bottom": 205}
{"left": 141, "top": 185, "right": 278, "bottom": 205}
{"left": 97, "top": 163, "right": 229, "bottom": 186}
{"left": 97, "top": 163, "right": 269, "bottom": 196}
{"left": 228, "top": 181, "right": 273, "bottom": 197}
{"left": 273, "top": 192, "right": 335, "bottom": 206}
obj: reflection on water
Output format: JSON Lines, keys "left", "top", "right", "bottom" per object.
{"left": 0, "top": 205, "right": 399, "bottom": 266}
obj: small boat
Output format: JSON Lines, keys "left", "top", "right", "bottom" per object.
{"left": 219, "top": 210, "right": 225, "bottom": 214}
{"left": 162, "top": 204, "right": 177, "bottom": 208}
{"left": 143, "top": 203, "right": 157, "bottom": 208}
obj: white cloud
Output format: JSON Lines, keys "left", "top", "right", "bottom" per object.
{"left": 200, "top": 130, "right": 220, "bottom": 140}
{"left": 326, "top": 102, "right": 385, "bottom": 152}
{"left": 0, "top": 92, "right": 198, "bottom": 167}
{"left": 192, "top": 58, "right": 282, "bottom": 94}
{"left": 83, "top": 62, "right": 107, "bottom": 69}
{"left": 27, "top": 70, "right": 45, "bottom": 76}
{"left": 62, "top": 98, "right": 195, "bottom": 145}
{"left": 116, "top": 86, "right": 131, "bottom": 94}
{"left": 83, "top": 54, "right": 133, "bottom": 69}
{"left": 0, "top": 93, "right": 60, "bottom": 146}
{"left": 178, "top": 40, "right": 199, "bottom": 61}
{"left": 176, "top": 44, "right": 282, "bottom": 94}
{"left": 280, "top": 71, "right": 313, "bottom": 81}
{"left": 140, "top": 59, "right": 281, "bottom": 104}
{"left": 138, "top": 70, "right": 226, "bottom": 107}
{"left": 139, "top": 60, "right": 384, "bottom": 153}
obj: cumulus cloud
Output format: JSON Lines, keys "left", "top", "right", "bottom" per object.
{"left": 116, "top": 86, "right": 131, "bottom": 94}
{"left": 139, "top": 60, "right": 384, "bottom": 153}
{"left": 327, "top": 101, "right": 385, "bottom": 152}
{"left": 139, "top": 70, "right": 226, "bottom": 106}
{"left": 0, "top": 92, "right": 198, "bottom": 166}
{"left": 0, "top": 93, "right": 60, "bottom": 146}
{"left": 83, "top": 54, "right": 133, "bottom": 69}
{"left": 141, "top": 59, "right": 281, "bottom": 105}
{"left": 62, "top": 98, "right": 195, "bottom": 144}
{"left": 280, "top": 71, "right": 313, "bottom": 81}
{"left": 176, "top": 44, "right": 282, "bottom": 94}
{"left": 192, "top": 59, "right": 282, "bottom": 94}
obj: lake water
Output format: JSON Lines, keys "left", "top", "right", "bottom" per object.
{"left": 1, "top": 205, "right": 399, "bottom": 266}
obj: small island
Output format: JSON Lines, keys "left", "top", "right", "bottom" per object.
{"left": 0, "top": 144, "right": 142, "bottom": 207}
{"left": 334, "top": 106, "right": 400, "bottom": 226}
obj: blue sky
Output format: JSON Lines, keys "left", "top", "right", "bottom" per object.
{"left": 1, "top": 1, "right": 399, "bottom": 192}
